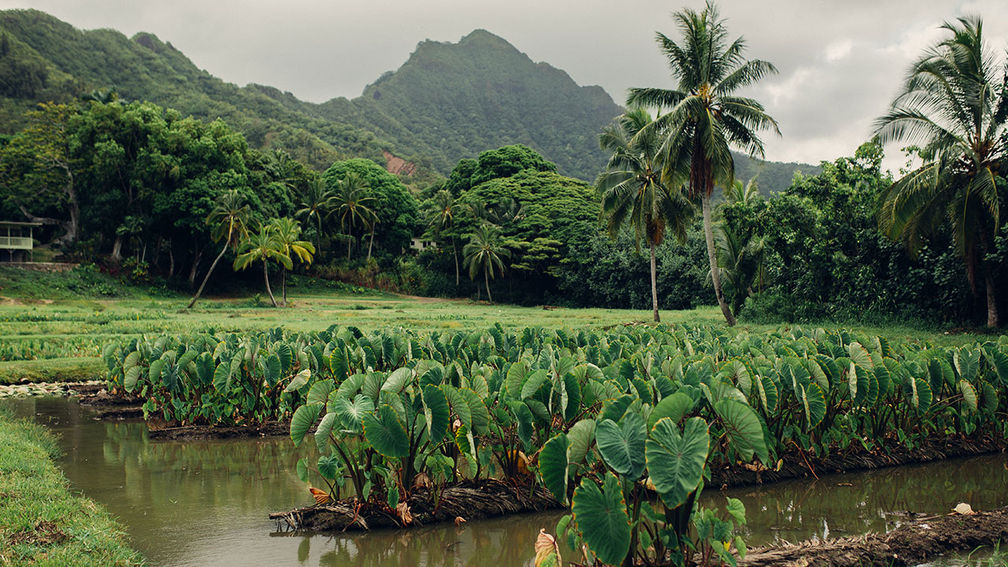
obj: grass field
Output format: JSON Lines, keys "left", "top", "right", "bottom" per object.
{"left": 0, "top": 281, "right": 994, "bottom": 384}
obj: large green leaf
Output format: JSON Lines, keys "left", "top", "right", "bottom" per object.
{"left": 330, "top": 393, "right": 374, "bottom": 431}
{"left": 283, "top": 369, "right": 311, "bottom": 393}
{"left": 566, "top": 418, "right": 595, "bottom": 466}
{"left": 290, "top": 403, "right": 323, "bottom": 447}
{"left": 307, "top": 379, "right": 334, "bottom": 407}
{"left": 954, "top": 349, "right": 980, "bottom": 382}
{"left": 755, "top": 374, "right": 778, "bottom": 414}
{"left": 381, "top": 367, "right": 412, "bottom": 394}
{"left": 799, "top": 382, "right": 826, "bottom": 430}
{"left": 539, "top": 433, "right": 569, "bottom": 504}
{"left": 594, "top": 412, "right": 646, "bottom": 480}
{"left": 647, "top": 391, "right": 694, "bottom": 430}
{"left": 521, "top": 369, "right": 550, "bottom": 399}
{"left": 571, "top": 473, "right": 630, "bottom": 566}
{"left": 460, "top": 388, "right": 490, "bottom": 434}
{"left": 363, "top": 404, "right": 409, "bottom": 458}
{"left": 959, "top": 379, "right": 978, "bottom": 412}
{"left": 421, "top": 385, "right": 450, "bottom": 443}
{"left": 646, "top": 417, "right": 709, "bottom": 508}
{"left": 264, "top": 354, "right": 282, "bottom": 387}
{"left": 713, "top": 399, "right": 768, "bottom": 463}
{"left": 314, "top": 411, "right": 338, "bottom": 452}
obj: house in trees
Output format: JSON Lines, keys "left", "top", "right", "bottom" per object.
{"left": 0, "top": 221, "right": 41, "bottom": 262}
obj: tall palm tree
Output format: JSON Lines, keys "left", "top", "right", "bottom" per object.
{"left": 712, "top": 223, "right": 766, "bottom": 317}
{"left": 874, "top": 15, "right": 1007, "bottom": 328}
{"left": 296, "top": 178, "right": 337, "bottom": 244}
{"left": 332, "top": 172, "right": 377, "bottom": 261}
{"left": 268, "top": 217, "right": 316, "bottom": 307}
{"left": 233, "top": 224, "right": 289, "bottom": 308}
{"left": 725, "top": 177, "right": 761, "bottom": 206}
{"left": 463, "top": 223, "right": 511, "bottom": 303}
{"left": 187, "top": 190, "right": 250, "bottom": 309}
{"left": 628, "top": 1, "right": 780, "bottom": 326}
{"left": 424, "top": 189, "right": 460, "bottom": 285}
{"left": 597, "top": 107, "right": 694, "bottom": 322}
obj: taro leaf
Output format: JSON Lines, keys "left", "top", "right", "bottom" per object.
{"left": 959, "top": 380, "right": 978, "bottom": 412}
{"left": 522, "top": 369, "right": 550, "bottom": 400}
{"left": 594, "top": 413, "right": 646, "bottom": 480}
{"left": 848, "top": 342, "right": 873, "bottom": 369}
{"left": 755, "top": 374, "right": 778, "bottom": 414}
{"left": 954, "top": 349, "right": 980, "bottom": 382}
{"left": 307, "top": 379, "right": 335, "bottom": 407}
{"left": 421, "top": 385, "right": 450, "bottom": 443}
{"left": 149, "top": 358, "right": 166, "bottom": 384}
{"left": 981, "top": 381, "right": 998, "bottom": 412}
{"left": 317, "top": 454, "right": 340, "bottom": 480}
{"left": 264, "top": 354, "right": 282, "bottom": 388}
{"left": 566, "top": 418, "right": 595, "bottom": 466}
{"left": 600, "top": 394, "right": 635, "bottom": 423}
{"left": 381, "top": 367, "right": 412, "bottom": 394}
{"left": 363, "top": 404, "right": 409, "bottom": 458}
{"left": 799, "top": 382, "right": 826, "bottom": 430}
{"left": 277, "top": 343, "right": 293, "bottom": 372}
{"left": 361, "top": 372, "right": 384, "bottom": 402}
{"left": 647, "top": 392, "right": 694, "bottom": 430}
{"left": 328, "top": 348, "right": 348, "bottom": 382}
{"left": 505, "top": 360, "right": 530, "bottom": 400}
{"left": 211, "top": 361, "right": 230, "bottom": 392}
{"left": 124, "top": 366, "right": 142, "bottom": 392}
{"left": 571, "top": 473, "right": 630, "bottom": 566}
{"left": 646, "top": 417, "right": 709, "bottom": 509}
{"left": 314, "top": 411, "right": 338, "bottom": 453}
{"left": 123, "top": 351, "right": 140, "bottom": 370}
{"left": 331, "top": 393, "right": 374, "bottom": 432}
{"left": 713, "top": 399, "right": 768, "bottom": 463}
{"left": 540, "top": 433, "right": 569, "bottom": 504}
{"left": 444, "top": 386, "right": 472, "bottom": 430}
{"left": 284, "top": 369, "right": 311, "bottom": 393}
{"left": 982, "top": 345, "right": 1008, "bottom": 386}
{"left": 460, "top": 388, "right": 490, "bottom": 434}
{"left": 296, "top": 457, "right": 308, "bottom": 483}
{"left": 511, "top": 400, "right": 535, "bottom": 450}
{"left": 907, "top": 376, "right": 932, "bottom": 412}
{"left": 291, "top": 403, "right": 323, "bottom": 447}
{"left": 562, "top": 372, "right": 582, "bottom": 422}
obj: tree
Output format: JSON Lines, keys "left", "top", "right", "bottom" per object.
{"left": 233, "top": 224, "right": 289, "bottom": 308}
{"left": 268, "top": 217, "right": 315, "bottom": 307}
{"left": 463, "top": 223, "right": 511, "bottom": 303}
{"left": 725, "top": 177, "right": 761, "bottom": 206}
{"left": 187, "top": 191, "right": 251, "bottom": 308}
{"left": 712, "top": 223, "right": 765, "bottom": 317}
{"left": 627, "top": 1, "right": 780, "bottom": 326}
{"left": 295, "top": 178, "right": 337, "bottom": 244}
{"left": 597, "top": 107, "right": 694, "bottom": 322}
{"left": 424, "top": 189, "right": 461, "bottom": 285}
{"left": 331, "top": 171, "right": 377, "bottom": 261}
{"left": 874, "top": 15, "right": 1007, "bottom": 327}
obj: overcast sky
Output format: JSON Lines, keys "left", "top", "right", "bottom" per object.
{"left": 1, "top": 1, "right": 1006, "bottom": 171}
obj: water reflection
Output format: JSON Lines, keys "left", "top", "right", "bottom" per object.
{"left": 3, "top": 397, "right": 1006, "bottom": 566}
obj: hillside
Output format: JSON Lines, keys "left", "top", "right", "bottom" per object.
{"left": 0, "top": 10, "right": 818, "bottom": 187}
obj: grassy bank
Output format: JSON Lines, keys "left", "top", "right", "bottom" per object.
{"left": 0, "top": 409, "right": 143, "bottom": 566}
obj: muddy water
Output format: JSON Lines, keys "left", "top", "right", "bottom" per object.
{"left": 5, "top": 397, "right": 1008, "bottom": 566}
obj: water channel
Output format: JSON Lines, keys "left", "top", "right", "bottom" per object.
{"left": 5, "top": 397, "right": 1007, "bottom": 566}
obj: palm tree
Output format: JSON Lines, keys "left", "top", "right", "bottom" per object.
{"left": 712, "top": 223, "right": 766, "bottom": 317}
{"left": 874, "top": 15, "right": 1007, "bottom": 328}
{"left": 187, "top": 190, "right": 250, "bottom": 309}
{"left": 332, "top": 172, "right": 377, "bottom": 261}
{"left": 463, "top": 223, "right": 511, "bottom": 303}
{"left": 725, "top": 177, "right": 761, "bottom": 206}
{"left": 424, "top": 189, "right": 460, "bottom": 286}
{"left": 295, "top": 178, "right": 337, "bottom": 244}
{"left": 233, "top": 224, "right": 289, "bottom": 308}
{"left": 268, "top": 217, "right": 316, "bottom": 307}
{"left": 627, "top": 1, "right": 780, "bottom": 326}
{"left": 597, "top": 107, "right": 694, "bottom": 322}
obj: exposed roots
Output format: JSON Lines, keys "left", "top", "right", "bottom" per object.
{"left": 740, "top": 505, "right": 1008, "bottom": 566}
{"left": 269, "top": 479, "right": 559, "bottom": 533}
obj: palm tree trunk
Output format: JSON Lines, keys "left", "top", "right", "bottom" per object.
{"left": 187, "top": 240, "right": 228, "bottom": 309}
{"left": 650, "top": 241, "right": 660, "bottom": 323}
{"left": 282, "top": 267, "right": 287, "bottom": 307}
{"left": 453, "top": 239, "right": 460, "bottom": 287}
{"left": 347, "top": 235, "right": 352, "bottom": 262}
{"left": 485, "top": 268, "right": 492, "bottom": 303}
{"left": 367, "top": 227, "right": 375, "bottom": 262}
{"left": 702, "top": 194, "right": 737, "bottom": 326}
{"left": 263, "top": 261, "right": 278, "bottom": 307}
{"left": 984, "top": 263, "right": 999, "bottom": 328}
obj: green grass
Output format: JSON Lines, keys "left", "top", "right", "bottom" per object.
{"left": 0, "top": 409, "right": 143, "bottom": 566}
{"left": 0, "top": 267, "right": 998, "bottom": 384}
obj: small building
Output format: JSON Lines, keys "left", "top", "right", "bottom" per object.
{"left": 409, "top": 238, "right": 438, "bottom": 253}
{"left": 0, "top": 221, "right": 42, "bottom": 262}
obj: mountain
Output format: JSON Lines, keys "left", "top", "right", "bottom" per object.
{"left": 0, "top": 10, "right": 819, "bottom": 187}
